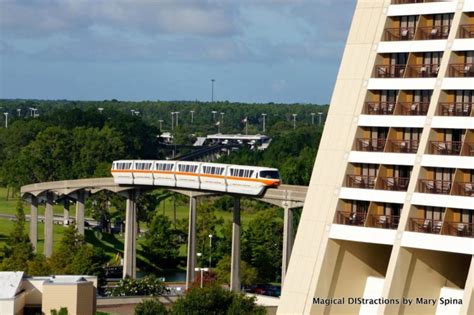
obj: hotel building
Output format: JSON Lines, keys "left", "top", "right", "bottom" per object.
{"left": 278, "top": 0, "right": 474, "bottom": 314}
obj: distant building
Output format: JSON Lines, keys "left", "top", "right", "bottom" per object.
{"left": 194, "top": 134, "right": 271, "bottom": 150}
{"left": 0, "top": 272, "right": 97, "bottom": 315}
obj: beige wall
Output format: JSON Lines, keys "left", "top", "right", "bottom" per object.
{"left": 42, "top": 282, "right": 95, "bottom": 315}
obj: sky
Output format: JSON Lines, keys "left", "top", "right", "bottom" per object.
{"left": 0, "top": 0, "right": 355, "bottom": 104}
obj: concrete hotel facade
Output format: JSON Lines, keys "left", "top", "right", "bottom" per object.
{"left": 278, "top": 0, "right": 474, "bottom": 314}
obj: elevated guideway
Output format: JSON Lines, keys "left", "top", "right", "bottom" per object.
{"left": 21, "top": 177, "right": 307, "bottom": 290}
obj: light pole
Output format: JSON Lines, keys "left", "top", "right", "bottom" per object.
{"left": 311, "top": 112, "right": 315, "bottom": 125}
{"left": 220, "top": 112, "right": 224, "bottom": 132}
{"left": 3, "top": 112, "right": 8, "bottom": 128}
{"left": 262, "top": 113, "right": 266, "bottom": 133}
{"left": 209, "top": 234, "right": 213, "bottom": 268}
{"left": 98, "top": 107, "right": 104, "bottom": 114}
{"left": 212, "top": 110, "right": 217, "bottom": 122}
{"left": 292, "top": 113, "right": 297, "bottom": 130}
{"left": 195, "top": 267, "right": 209, "bottom": 288}
{"left": 171, "top": 112, "right": 175, "bottom": 130}
{"left": 17, "top": 109, "right": 21, "bottom": 117}
{"left": 318, "top": 112, "right": 323, "bottom": 126}
{"left": 158, "top": 120, "right": 163, "bottom": 131}
{"left": 175, "top": 111, "right": 180, "bottom": 128}
{"left": 211, "top": 79, "right": 215, "bottom": 102}
{"left": 190, "top": 110, "right": 195, "bottom": 124}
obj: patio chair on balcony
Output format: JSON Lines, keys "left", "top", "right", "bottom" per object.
{"left": 401, "top": 28, "right": 409, "bottom": 39}
{"left": 377, "top": 66, "right": 388, "bottom": 78}
{"left": 424, "top": 181, "right": 435, "bottom": 193}
{"left": 360, "top": 139, "right": 370, "bottom": 150}
{"left": 433, "top": 221, "right": 443, "bottom": 234}
{"left": 432, "top": 65, "right": 440, "bottom": 76}
{"left": 464, "top": 183, "right": 474, "bottom": 196}
{"left": 430, "top": 28, "right": 438, "bottom": 38}
{"left": 385, "top": 178, "right": 395, "bottom": 190}
{"left": 419, "top": 66, "right": 427, "bottom": 77}
{"left": 422, "top": 219, "right": 431, "bottom": 232}
{"left": 455, "top": 223, "right": 466, "bottom": 236}
{"left": 437, "top": 142, "right": 448, "bottom": 154}
{"left": 377, "top": 215, "right": 387, "bottom": 228}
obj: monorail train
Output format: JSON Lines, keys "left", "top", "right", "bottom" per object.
{"left": 111, "top": 160, "right": 281, "bottom": 196}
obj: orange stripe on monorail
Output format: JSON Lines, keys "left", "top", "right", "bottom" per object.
{"left": 111, "top": 170, "right": 280, "bottom": 186}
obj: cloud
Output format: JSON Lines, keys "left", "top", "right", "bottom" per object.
{"left": 0, "top": 0, "right": 239, "bottom": 38}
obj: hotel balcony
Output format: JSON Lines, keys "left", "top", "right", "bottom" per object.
{"left": 384, "top": 27, "right": 416, "bottom": 41}
{"left": 363, "top": 101, "right": 395, "bottom": 115}
{"left": 398, "top": 101, "right": 429, "bottom": 115}
{"left": 367, "top": 214, "right": 400, "bottom": 229}
{"left": 451, "top": 182, "right": 474, "bottom": 197}
{"left": 448, "top": 63, "right": 474, "bottom": 77}
{"left": 345, "top": 175, "right": 376, "bottom": 189}
{"left": 437, "top": 102, "right": 473, "bottom": 116}
{"left": 378, "top": 176, "right": 410, "bottom": 191}
{"left": 418, "top": 179, "right": 451, "bottom": 194}
{"left": 405, "top": 64, "right": 439, "bottom": 77}
{"left": 459, "top": 24, "right": 474, "bottom": 39}
{"left": 355, "top": 138, "right": 386, "bottom": 152}
{"left": 335, "top": 211, "right": 367, "bottom": 226}
{"left": 373, "top": 64, "right": 406, "bottom": 78}
{"left": 429, "top": 141, "right": 474, "bottom": 156}
{"left": 409, "top": 218, "right": 474, "bottom": 238}
{"left": 386, "top": 139, "right": 419, "bottom": 153}
{"left": 416, "top": 25, "right": 450, "bottom": 40}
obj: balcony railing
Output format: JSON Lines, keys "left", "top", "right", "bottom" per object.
{"left": 336, "top": 211, "right": 366, "bottom": 226}
{"left": 429, "top": 141, "right": 462, "bottom": 155}
{"left": 459, "top": 25, "right": 474, "bottom": 39}
{"left": 438, "top": 102, "right": 472, "bottom": 116}
{"left": 399, "top": 102, "right": 429, "bottom": 115}
{"left": 368, "top": 214, "right": 399, "bottom": 229}
{"left": 355, "top": 138, "right": 386, "bottom": 152}
{"left": 405, "top": 64, "right": 439, "bottom": 78}
{"left": 346, "top": 175, "right": 376, "bottom": 189}
{"left": 384, "top": 27, "right": 416, "bottom": 41}
{"left": 364, "top": 101, "right": 396, "bottom": 115}
{"left": 417, "top": 25, "right": 450, "bottom": 40}
{"left": 451, "top": 182, "right": 474, "bottom": 197}
{"left": 373, "top": 64, "right": 406, "bottom": 78}
{"left": 449, "top": 63, "right": 474, "bottom": 77}
{"left": 386, "top": 139, "right": 418, "bottom": 153}
{"left": 418, "top": 179, "right": 451, "bottom": 194}
{"left": 392, "top": 0, "right": 440, "bottom": 3}
{"left": 379, "top": 177, "right": 410, "bottom": 191}
{"left": 443, "top": 222, "right": 474, "bottom": 238}
{"left": 410, "top": 218, "right": 443, "bottom": 234}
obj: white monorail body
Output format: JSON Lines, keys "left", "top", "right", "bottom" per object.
{"left": 111, "top": 160, "right": 281, "bottom": 196}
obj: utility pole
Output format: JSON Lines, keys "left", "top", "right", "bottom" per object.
{"left": 311, "top": 112, "right": 315, "bottom": 125}
{"left": 292, "top": 113, "right": 297, "bottom": 130}
{"left": 190, "top": 110, "right": 195, "bottom": 124}
{"left": 17, "top": 109, "right": 21, "bottom": 117}
{"left": 212, "top": 110, "right": 217, "bottom": 122}
{"left": 262, "top": 113, "right": 267, "bottom": 133}
{"left": 4, "top": 112, "right": 8, "bottom": 128}
{"left": 318, "top": 112, "right": 323, "bottom": 126}
{"left": 171, "top": 112, "right": 175, "bottom": 130}
{"left": 220, "top": 112, "right": 224, "bottom": 133}
{"left": 158, "top": 120, "right": 163, "bottom": 131}
{"left": 211, "top": 79, "right": 215, "bottom": 102}
{"left": 175, "top": 111, "right": 180, "bottom": 128}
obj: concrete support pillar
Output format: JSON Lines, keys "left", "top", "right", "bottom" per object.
{"left": 44, "top": 192, "right": 53, "bottom": 258}
{"left": 123, "top": 190, "right": 137, "bottom": 279}
{"left": 29, "top": 196, "right": 38, "bottom": 253}
{"left": 186, "top": 196, "right": 197, "bottom": 290}
{"left": 282, "top": 206, "right": 294, "bottom": 285}
{"left": 230, "top": 197, "right": 241, "bottom": 292}
{"left": 63, "top": 199, "right": 70, "bottom": 226}
{"left": 76, "top": 190, "right": 85, "bottom": 235}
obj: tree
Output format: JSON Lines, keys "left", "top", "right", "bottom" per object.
{"left": 242, "top": 209, "right": 283, "bottom": 283}
{"left": 170, "top": 285, "right": 265, "bottom": 315}
{"left": 0, "top": 200, "right": 34, "bottom": 272}
{"left": 141, "top": 214, "right": 180, "bottom": 268}
{"left": 49, "top": 226, "right": 84, "bottom": 274}
{"left": 214, "top": 255, "right": 258, "bottom": 287}
{"left": 196, "top": 203, "right": 224, "bottom": 267}
{"left": 134, "top": 299, "right": 168, "bottom": 315}
{"left": 27, "top": 255, "right": 52, "bottom": 276}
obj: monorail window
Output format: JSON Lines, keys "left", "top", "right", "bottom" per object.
{"left": 202, "top": 166, "right": 224, "bottom": 175}
{"left": 178, "top": 164, "right": 198, "bottom": 173}
{"left": 116, "top": 163, "right": 132, "bottom": 170}
{"left": 156, "top": 163, "right": 174, "bottom": 171}
{"left": 230, "top": 169, "right": 254, "bottom": 178}
{"left": 259, "top": 170, "right": 280, "bottom": 179}
{"left": 135, "top": 162, "right": 152, "bottom": 170}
